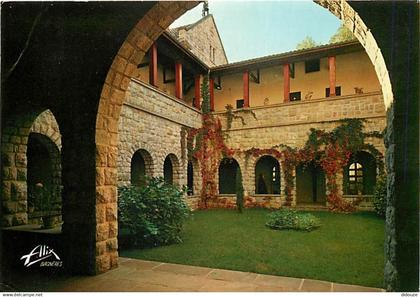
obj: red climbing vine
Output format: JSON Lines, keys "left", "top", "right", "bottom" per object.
{"left": 187, "top": 75, "right": 383, "bottom": 212}
{"left": 242, "top": 120, "right": 383, "bottom": 212}
{"left": 187, "top": 76, "right": 234, "bottom": 208}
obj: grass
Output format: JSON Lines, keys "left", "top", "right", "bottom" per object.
{"left": 120, "top": 209, "right": 385, "bottom": 288}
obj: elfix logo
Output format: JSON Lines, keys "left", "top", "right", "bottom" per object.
{"left": 20, "top": 245, "right": 62, "bottom": 267}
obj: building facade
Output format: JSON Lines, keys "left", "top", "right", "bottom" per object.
{"left": 117, "top": 17, "right": 386, "bottom": 210}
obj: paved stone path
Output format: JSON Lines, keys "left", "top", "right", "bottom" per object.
{"left": 26, "top": 257, "right": 383, "bottom": 292}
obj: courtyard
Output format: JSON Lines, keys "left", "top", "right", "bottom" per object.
{"left": 121, "top": 209, "right": 385, "bottom": 288}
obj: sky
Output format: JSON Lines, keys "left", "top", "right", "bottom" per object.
{"left": 170, "top": 0, "right": 343, "bottom": 63}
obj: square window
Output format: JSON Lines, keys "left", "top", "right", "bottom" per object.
{"left": 305, "top": 59, "right": 320, "bottom": 73}
{"left": 236, "top": 99, "right": 244, "bottom": 109}
{"left": 326, "top": 86, "right": 342, "bottom": 97}
{"left": 289, "top": 92, "right": 301, "bottom": 101}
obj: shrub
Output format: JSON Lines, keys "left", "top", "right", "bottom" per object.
{"left": 118, "top": 177, "right": 190, "bottom": 248}
{"left": 266, "top": 209, "right": 321, "bottom": 231}
{"left": 373, "top": 176, "right": 386, "bottom": 218}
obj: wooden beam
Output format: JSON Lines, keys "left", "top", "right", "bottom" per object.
{"left": 194, "top": 75, "right": 201, "bottom": 109}
{"left": 175, "top": 62, "right": 183, "bottom": 99}
{"left": 209, "top": 78, "right": 215, "bottom": 111}
{"left": 243, "top": 70, "right": 249, "bottom": 107}
{"left": 283, "top": 64, "right": 290, "bottom": 102}
{"left": 328, "top": 56, "right": 336, "bottom": 96}
{"left": 149, "top": 42, "right": 158, "bottom": 87}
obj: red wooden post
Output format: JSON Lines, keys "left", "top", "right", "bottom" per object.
{"left": 194, "top": 75, "right": 201, "bottom": 109}
{"left": 175, "top": 62, "right": 183, "bottom": 99}
{"left": 243, "top": 70, "right": 249, "bottom": 107}
{"left": 328, "top": 56, "right": 336, "bottom": 96}
{"left": 149, "top": 42, "right": 158, "bottom": 87}
{"left": 283, "top": 64, "right": 290, "bottom": 102}
{"left": 209, "top": 78, "right": 215, "bottom": 111}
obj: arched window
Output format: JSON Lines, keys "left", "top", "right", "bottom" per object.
{"left": 131, "top": 151, "right": 146, "bottom": 186}
{"left": 344, "top": 151, "right": 377, "bottom": 195}
{"left": 255, "top": 156, "right": 280, "bottom": 194}
{"left": 348, "top": 162, "right": 363, "bottom": 194}
{"left": 218, "top": 158, "right": 240, "bottom": 194}
{"left": 163, "top": 154, "right": 180, "bottom": 186}
{"left": 187, "top": 161, "right": 193, "bottom": 195}
{"left": 164, "top": 156, "right": 173, "bottom": 185}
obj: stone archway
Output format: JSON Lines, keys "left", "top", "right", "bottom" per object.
{"left": 218, "top": 158, "right": 240, "bottom": 194}
{"left": 316, "top": 1, "right": 393, "bottom": 108}
{"left": 255, "top": 155, "right": 281, "bottom": 195}
{"left": 130, "top": 149, "right": 154, "bottom": 187}
{"left": 93, "top": 2, "right": 198, "bottom": 273}
{"left": 93, "top": 1, "right": 417, "bottom": 291}
{"left": 1, "top": 109, "right": 62, "bottom": 227}
{"left": 163, "top": 153, "right": 181, "bottom": 186}
{"left": 97, "top": 0, "right": 394, "bottom": 266}
{"left": 27, "top": 132, "right": 62, "bottom": 225}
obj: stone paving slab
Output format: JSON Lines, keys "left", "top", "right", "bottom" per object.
{"left": 122, "top": 259, "right": 163, "bottom": 270}
{"left": 153, "top": 262, "right": 213, "bottom": 276}
{"left": 4, "top": 257, "right": 385, "bottom": 292}
{"left": 332, "top": 282, "right": 384, "bottom": 292}
{"left": 207, "top": 269, "right": 258, "bottom": 283}
{"left": 197, "top": 278, "right": 258, "bottom": 292}
{"left": 253, "top": 274, "right": 303, "bottom": 290}
{"left": 301, "top": 279, "right": 333, "bottom": 292}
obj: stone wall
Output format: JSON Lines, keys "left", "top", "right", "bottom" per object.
{"left": 175, "top": 15, "right": 228, "bottom": 67}
{"left": 118, "top": 83, "right": 386, "bottom": 210}
{"left": 117, "top": 79, "right": 202, "bottom": 188}
{"left": 213, "top": 91, "right": 386, "bottom": 206}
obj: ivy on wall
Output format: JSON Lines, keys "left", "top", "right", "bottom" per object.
{"left": 187, "top": 75, "right": 234, "bottom": 208}
{"left": 243, "top": 119, "right": 384, "bottom": 212}
{"left": 225, "top": 104, "right": 257, "bottom": 131}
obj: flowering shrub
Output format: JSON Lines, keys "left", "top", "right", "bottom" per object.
{"left": 118, "top": 177, "right": 190, "bottom": 248}
{"left": 266, "top": 209, "right": 321, "bottom": 231}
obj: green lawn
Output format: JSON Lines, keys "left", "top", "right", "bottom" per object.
{"left": 120, "top": 209, "right": 385, "bottom": 288}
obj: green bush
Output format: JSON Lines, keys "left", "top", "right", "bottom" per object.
{"left": 266, "top": 209, "right": 321, "bottom": 231}
{"left": 118, "top": 177, "right": 190, "bottom": 248}
{"left": 373, "top": 176, "right": 386, "bottom": 218}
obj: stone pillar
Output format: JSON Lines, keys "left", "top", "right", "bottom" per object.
{"left": 280, "top": 165, "right": 287, "bottom": 206}
{"left": 290, "top": 168, "right": 297, "bottom": 206}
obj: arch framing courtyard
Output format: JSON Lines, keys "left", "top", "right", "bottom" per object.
{"left": 1, "top": 0, "right": 418, "bottom": 292}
